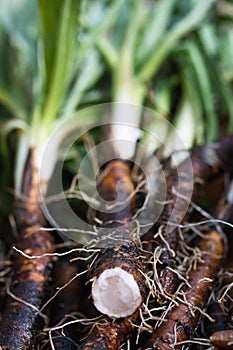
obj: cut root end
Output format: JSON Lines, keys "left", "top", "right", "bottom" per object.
{"left": 92, "top": 267, "right": 142, "bottom": 318}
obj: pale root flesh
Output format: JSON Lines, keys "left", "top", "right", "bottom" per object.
{"left": 92, "top": 267, "right": 142, "bottom": 318}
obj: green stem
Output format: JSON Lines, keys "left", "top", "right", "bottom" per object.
{"left": 97, "top": 38, "right": 118, "bottom": 70}
{"left": 113, "top": 0, "right": 145, "bottom": 105}
{"left": 183, "top": 42, "right": 217, "bottom": 141}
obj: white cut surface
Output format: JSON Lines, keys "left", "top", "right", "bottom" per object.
{"left": 92, "top": 267, "right": 142, "bottom": 318}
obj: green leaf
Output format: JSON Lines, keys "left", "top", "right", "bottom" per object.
{"left": 182, "top": 42, "right": 217, "bottom": 141}
{"left": 136, "top": 0, "right": 176, "bottom": 65}
{"left": 76, "top": 0, "right": 123, "bottom": 62}
{"left": 63, "top": 49, "right": 104, "bottom": 114}
{"left": 138, "top": 0, "right": 215, "bottom": 82}
{"left": 0, "top": 86, "right": 26, "bottom": 120}
{"left": 0, "top": 0, "right": 38, "bottom": 119}
{"left": 38, "top": 0, "right": 62, "bottom": 93}
{"left": 198, "top": 28, "right": 233, "bottom": 132}
{"left": 38, "top": 0, "right": 81, "bottom": 127}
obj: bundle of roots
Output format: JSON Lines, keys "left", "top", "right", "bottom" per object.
{"left": 0, "top": 136, "right": 233, "bottom": 350}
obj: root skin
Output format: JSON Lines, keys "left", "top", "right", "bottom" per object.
{"left": 155, "top": 165, "right": 192, "bottom": 295}
{"left": 90, "top": 159, "right": 135, "bottom": 225}
{"left": 0, "top": 151, "right": 55, "bottom": 350}
{"left": 142, "top": 230, "right": 224, "bottom": 349}
{"left": 42, "top": 258, "right": 92, "bottom": 349}
{"left": 51, "top": 259, "right": 90, "bottom": 324}
{"left": 43, "top": 337, "right": 77, "bottom": 350}
{"left": 0, "top": 227, "right": 55, "bottom": 349}
{"left": 188, "top": 136, "right": 233, "bottom": 205}
{"left": 210, "top": 329, "right": 233, "bottom": 349}
{"left": 79, "top": 311, "right": 138, "bottom": 350}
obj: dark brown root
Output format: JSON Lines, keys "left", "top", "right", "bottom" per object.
{"left": 42, "top": 336, "right": 78, "bottom": 350}
{"left": 0, "top": 227, "right": 55, "bottom": 349}
{"left": 0, "top": 151, "right": 56, "bottom": 349}
{"left": 40, "top": 257, "right": 93, "bottom": 349}
{"left": 142, "top": 230, "right": 224, "bottom": 349}
{"left": 148, "top": 154, "right": 194, "bottom": 297}
{"left": 210, "top": 329, "right": 233, "bottom": 349}
{"left": 189, "top": 135, "right": 233, "bottom": 206}
{"left": 155, "top": 165, "right": 192, "bottom": 295}
{"left": 79, "top": 311, "right": 138, "bottom": 350}
{"left": 89, "top": 159, "right": 136, "bottom": 225}
{"left": 83, "top": 159, "right": 146, "bottom": 346}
